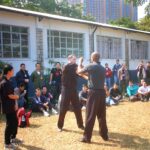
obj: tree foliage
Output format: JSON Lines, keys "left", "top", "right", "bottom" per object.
{"left": 136, "top": 15, "right": 150, "bottom": 31}
{"left": 0, "top": 0, "right": 95, "bottom": 21}
{"left": 126, "top": 0, "right": 150, "bottom": 15}
{"left": 109, "top": 17, "right": 137, "bottom": 29}
{"left": 109, "top": 16, "right": 150, "bottom": 32}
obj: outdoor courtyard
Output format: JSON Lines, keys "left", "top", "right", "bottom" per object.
{"left": 0, "top": 101, "right": 150, "bottom": 150}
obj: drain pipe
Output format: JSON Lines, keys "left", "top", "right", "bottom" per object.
{"left": 91, "top": 26, "right": 98, "bottom": 53}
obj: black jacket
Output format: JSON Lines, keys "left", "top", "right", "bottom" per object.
{"left": 16, "top": 70, "right": 29, "bottom": 87}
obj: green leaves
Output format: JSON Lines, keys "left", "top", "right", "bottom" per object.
{"left": 0, "top": 0, "right": 95, "bottom": 21}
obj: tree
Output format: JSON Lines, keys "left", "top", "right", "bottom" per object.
{"left": 126, "top": 0, "right": 147, "bottom": 6}
{"left": 126, "top": 0, "right": 150, "bottom": 15}
{"left": 136, "top": 15, "right": 150, "bottom": 31}
{"left": 0, "top": 0, "right": 95, "bottom": 21}
{"left": 109, "top": 17, "right": 137, "bottom": 29}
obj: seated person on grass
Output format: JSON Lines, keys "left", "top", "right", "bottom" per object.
{"left": 138, "top": 81, "right": 150, "bottom": 102}
{"left": 79, "top": 84, "right": 88, "bottom": 110}
{"left": 32, "top": 88, "right": 50, "bottom": 117}
{"left": 106, "top": 83, "right": 122, "bottom": 105}
{"left": 127, "top": 80, "right": 139, "bottom": 101}
{"left": 41, "top": 86, "right": 58, "bottom": 114}
{"left": 14, "top": 83, "right": 27, "bottom": 108}
{"left": 104, "top": 84, "right": 110, "bottom": 106}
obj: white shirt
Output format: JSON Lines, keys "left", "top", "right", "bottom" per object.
{"left": 138, "top": 86, "right": 150, "bottom": 94}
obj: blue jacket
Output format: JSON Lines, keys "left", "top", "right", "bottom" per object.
{"left": 127, "top": 84, "right": 139, "bottom": 96}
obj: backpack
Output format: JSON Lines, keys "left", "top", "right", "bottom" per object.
{"left": 17, "top": 107, "right": 32, "bottom": 128}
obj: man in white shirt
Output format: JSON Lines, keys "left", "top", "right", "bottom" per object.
{"left": 138, "top": 81, "right": 150, "bottom": 102}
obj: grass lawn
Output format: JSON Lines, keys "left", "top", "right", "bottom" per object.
{"left": 0, "top": 101, "right": 150, "bottom": 150}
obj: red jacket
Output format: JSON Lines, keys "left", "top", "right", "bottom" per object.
{"left": 105, "top": 67, "right": 112, "bottom": 78}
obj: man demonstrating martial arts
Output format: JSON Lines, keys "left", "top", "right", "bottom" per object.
{"left": 78, "top": 52, "right": 108, "bottom": 143}
{"left": 57, "top": 55, "right": 84, "bottom": 131}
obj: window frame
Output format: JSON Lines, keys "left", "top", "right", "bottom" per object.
{"left": 47, "top": 30, "right": 84, "bottom": 58}
{"left": 0, "top": 24, "right": 29, "bottom": 58}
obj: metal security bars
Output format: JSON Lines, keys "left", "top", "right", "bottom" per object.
{"left": 0, "top": 24, "right": 29, "bottom": 58}
{"left": 47, "top": 30, "right": 84, "bottom": 58}
{"left": 97, "top": 35, "right": 122, "bottom": 59}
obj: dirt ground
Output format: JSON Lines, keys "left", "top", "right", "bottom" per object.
{"left": 0, "top": 101, "right": 150, "bottom": 150}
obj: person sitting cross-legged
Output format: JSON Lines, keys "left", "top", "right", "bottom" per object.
{"left": 32, "top": 88, "right": 50, "bottom": 117}
{"left": 138, "top": 81, "right": 150, "bottom": 102}
{"left": 79, "top": 84, "right": 88, "bottom": 110}
{"left": 41, "top": 86, "right": 58, "bottom": 114}
{"left": 107, "top": 83, "right": 122, "bottom": 105}
{"left": 127, "top": 81, "right": 139, "bottom": 101}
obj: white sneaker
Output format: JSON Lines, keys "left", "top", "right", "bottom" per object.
{"left": 4, "top": 143, "right": 16, "bottom": 150}
{"left": 81, "top": 106, "right": 86, "bottom": 110}
{"left": 43, "top": 111, "right": 50, "bottom": 117}
{"left": 11, "top": 138, "right": 23, "bottom": 145}
{"left": 52, "top": 108, "right": 58, "bottom": 115}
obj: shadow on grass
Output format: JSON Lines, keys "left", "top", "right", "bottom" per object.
{"left": 92, "top": 131, "right": 150, "bottom": 149}
{"left": 17, "top": 143, "right": 45, "bottom": 150}
{"left": 29, "top": 124, "right": 41, "bottom": 128}
{"left": 63, "top": 128, "right": 83, "bottom": 134}
{"left": 109, "top": 132, "right": 150, "bottom": 150}
{"left": 63, "top": 129, "right": 150, "bottom": 149}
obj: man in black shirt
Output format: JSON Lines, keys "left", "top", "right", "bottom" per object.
{"left": 146, "top": 62, "right": 150, "bottom": 85}
{"left": 78, "top": 52, "right": 108, "bottom": 143}
{"left": 1, "top": 65, "right": 21, "bottom": 149}
{"left": 49, "top": 62, "right": 62, "bottom": 105}
{"left": 57, "top": 55, "right": 84, "bottom": 131}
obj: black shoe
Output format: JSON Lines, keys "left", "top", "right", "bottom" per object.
{"left": 78, "top": 126, "right": 85, "bottom": 130}
{"left": 80, "top": 137, "right": 91, "bottom": 143}
{"left": 101, "top": 135, "right": 109, "bottom": 141}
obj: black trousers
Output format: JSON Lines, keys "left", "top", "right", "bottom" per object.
{"left": 5, "top": 112, "right": 18, "bottom": 144}
{"left": 57, "top": 87, "right": 83, "bottom": 129}
{"left": 83, "top": 89, "right": 108, "bottom": 140}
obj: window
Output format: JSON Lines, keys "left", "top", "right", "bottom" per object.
{"left": 0, "top": 24, "right": 29, "bottom": 58}
{"left": 131, "top": 40, "right": 148, "bottom": 59}
{"left": 97, "top": 36, "right": 122, "bottom": 59}
{"left": 47, "top": 30, "right": 84, "bottom": 58}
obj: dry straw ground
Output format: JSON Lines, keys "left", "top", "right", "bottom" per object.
{"left": 0, "top": 101, "right": 150, "bottom": 150}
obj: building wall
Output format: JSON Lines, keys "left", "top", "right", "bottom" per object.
{"left": 0, "top": 11, "right": 149, "bottom": 75}
{"left": 0, "top": 11, "right": 37, "bottom": 74}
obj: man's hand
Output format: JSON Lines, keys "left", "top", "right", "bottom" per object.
{"left": 79, "top": 57, "right": 84, "bottom": 68}
{"left": 25, "top": 79, "right": 29, "bottom": 83}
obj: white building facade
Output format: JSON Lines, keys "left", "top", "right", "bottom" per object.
{"left": 0, "top": 5, "right": 150, "bottom": 74}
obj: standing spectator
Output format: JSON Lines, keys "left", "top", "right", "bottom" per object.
{"left": 146, "top": 61, "right": 150, "bottom": 85}
{"left": 78, "top": 52, "right": 108, "bottom": 143}
{"left": 16, "top": 63, "right": 29, "bottom": 106}
{"left": 31, "top": 63, "right": 44, "bottom": 90}
{"left": 57, "top": 55, "right": 84, "bottom": 132}
{"left": 138, "top": 81, "right": 150, "bottom": 102}
{"left": 0, "top": 65, "right": 22, "bottom": 149}
{"left": 79, "top": 84, "right": 88, "bottom": 110}
{"left": 118, "top": 64, "right": 129, "bottom": 98}
{"left": 127, "top": 81, "right": 139, "bottom": 101}
{"left": 14, "top": 83, "right": 27, "bottom": 108}
{"left": 49, "top": 62, "right": 62, "bottom": 105}
{"left": 136, "top": 62, "right": 146, "bottom": 83}
{"left": 108, "top": 83, "right": 122, "bottom": 105}
{"left": 0, "top": 70, "right": 3, "bottom": 114}
{"left": 105, "top": 63, "right": 112, "bottom": 89}
{"left": 113, "top": 59, "right": 121, "bottom": 85}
